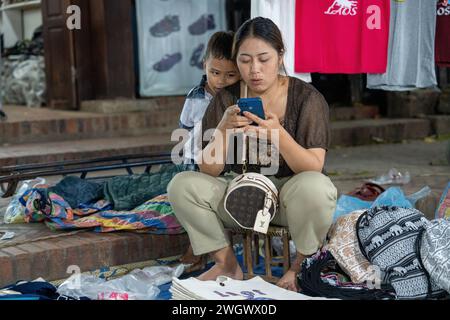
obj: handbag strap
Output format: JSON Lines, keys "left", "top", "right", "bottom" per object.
{"left": 242, "top": 133, "right": 248, "bottom": 174}
{"left": 242, "top": 82, "right": 249, "bottom": 174}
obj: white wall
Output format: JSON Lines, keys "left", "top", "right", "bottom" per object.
{"left": 23, "top": 8, "right": 42, "bottom": 39}
{"left": 1, "top": 6, "right": 42, "bottom": 48}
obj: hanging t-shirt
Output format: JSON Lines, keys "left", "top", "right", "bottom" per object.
{"left": 294, "top": 0, "right": 390, "bottom": 74}
{"left": 367, "top": 0, "right": 439, "bottom": 91}
{"left": 251, "top": 0, "right": 312, "bottom": 83}
{"left": 436, "top": 1, "right": 450, "bottom": 67}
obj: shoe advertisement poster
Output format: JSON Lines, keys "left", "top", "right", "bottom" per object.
{"left": 136, "top": 0, "right": 227, "bottom": 97}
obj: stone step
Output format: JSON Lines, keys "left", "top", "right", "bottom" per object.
{"left": 1, "top": 118, "right": 447, "bottom": 167}
{"left": 1, "top": 103, "right": 380, "bottom": 145}
{"left": 0, "top": 133, "right": 175, "bottom": 167}
{"left": 0, "top": 101, "right": 184, "bottom": 145}
{"left": 330, "top": 118, "right": 433, "bottom": 147}
{"left": 329, "top": 105, "right": 379, "bottom": 121}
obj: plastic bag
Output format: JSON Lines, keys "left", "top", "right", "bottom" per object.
{"left": 1, "top": 55, "right": 46, "bottom": 108}
{"left": 333, "top": 186, "right": 431, "bottom": 221}
{"left": 368, "top": 168, "right": 411, "bottom": 185}
{"left": 57, "top": 274, "right": 160, "bottom": 300}
{"left": 0, "top": 232, "right": 15, "bottom": 241}
{"left": 4, "top": 178, "right": 46, "bottom": 224}
{"left": 271, "top": 237, "right": 297, "bottom": 263}
{"left": 57, "top": 265, "right": 183, "bottom": 300}
{"left": 371, "top": 186, "right": 430, "bottom": 208}
{"left": 332, "top": 196, "right": 372, "bottom": 222}
{"left": 134, "top": 265, "right": 185, "bottom": 286}
{"left": 405, "top": 186, "right": 431, "bottom": 207}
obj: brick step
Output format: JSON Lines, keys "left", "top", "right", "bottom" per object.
{"left": 0, "top": 100, "right": 184, "bottom": 145}
{"left": 330, "top": 105, "right": 379, "bottom": 121}
{"left": 2, "top": 117, "right": 449, "bottom": 167}
{"left": 0, "top": 133, "right": 175, "bottom": 167}
{"left": 331, "top": 118, "right": 432, "bottom": 147}
{"left": 0, "top": 224, "right": 189, "bottom": 288}
{"left": 331, "top": 116, "right": 450, "bottom": 147}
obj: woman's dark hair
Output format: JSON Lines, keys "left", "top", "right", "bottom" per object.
{"left": 204, "top": 31, "right": 236, "bottom": 61}
{"left": 232, "top": 17, "right": 287, "bottom": 74}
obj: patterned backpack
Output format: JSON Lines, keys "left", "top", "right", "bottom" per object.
{"left": 420, "top": 219, "right": 450, "bottom": 294}
{"left": 356, "top": 206, "right": 447, "bottom": 300}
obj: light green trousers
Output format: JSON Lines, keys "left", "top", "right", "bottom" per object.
{"left": 168, "top": 171, "right": 337, "bottom": 256}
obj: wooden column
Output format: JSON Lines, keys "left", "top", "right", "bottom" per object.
{"left": 349, "top": 74, "right": 364, "bottom": 106}
{"left": 42, "top": 0, "right": 78, "bottom": 110}
{"left": 88, "top": 0, "right": 135, "bottom": 99}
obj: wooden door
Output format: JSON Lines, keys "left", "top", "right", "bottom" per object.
{"left": 42, "top": 0, "right": 77, "bottom": 110}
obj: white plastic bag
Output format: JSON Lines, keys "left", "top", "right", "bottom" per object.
{"left": 57, "top": 274, "right": 160, "bottom": 300}
{"left": 56, "top": 265, "right": 184, "bottom": 300}
{"left": 137, "top": 265, "right": 185, "bottom": 286}
{"left": 4, "top": 178, "right": 46, "bottom": 224}
{"left": 368, "top": 168, "right": 411, "bottom": 185}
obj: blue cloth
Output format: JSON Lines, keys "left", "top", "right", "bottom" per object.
{"left": 48, "top": 176, "right": 105, "bottom": 209}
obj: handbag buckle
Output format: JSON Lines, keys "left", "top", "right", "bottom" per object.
{"left": 263, "top": 196, "right": 272, "bottom": 215}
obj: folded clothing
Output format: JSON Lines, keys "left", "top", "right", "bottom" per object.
{"left": 48, "top": 176, "right": 104, "bottom": 209}
{"left": 0, "top": 280, "right": 89, "bottom": 300}
{"left": 103, "top": 164, "right": 185, "bottom": 211}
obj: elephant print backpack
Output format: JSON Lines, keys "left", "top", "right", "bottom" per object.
{"left": 356, "top": 206, "right": 447, "bottom": 300}
{"left": 419, "top": 219, "right": 450, "bottom": 294}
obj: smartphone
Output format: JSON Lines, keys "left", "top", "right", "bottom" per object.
{"left": 237, "top": 97, "right": 265, "bottom": 125}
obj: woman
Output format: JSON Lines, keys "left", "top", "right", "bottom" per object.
{"left": 168, "top": 17, "right": 337, "bottom": 292}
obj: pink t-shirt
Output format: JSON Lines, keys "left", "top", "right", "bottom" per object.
{"left": 436, "top": 1, "right": 450, "bottom": 66}
{"left": 294, "top": 0, "right": 390, "bottom": 74}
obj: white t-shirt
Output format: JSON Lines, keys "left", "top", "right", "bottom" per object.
{"left": 251, "top": 0, "right": 312, "bottom": 83}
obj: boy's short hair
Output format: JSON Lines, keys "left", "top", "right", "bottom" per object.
{"left": 204, "top": 31, "right": 235, "bottom": 61}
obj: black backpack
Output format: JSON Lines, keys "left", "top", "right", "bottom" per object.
{"left": 298, "top": 250, "right": 395, "bottom": 300}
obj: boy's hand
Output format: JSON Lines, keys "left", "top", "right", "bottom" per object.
{"left": 217, "top": 105, "right": 253, "bottom": 132}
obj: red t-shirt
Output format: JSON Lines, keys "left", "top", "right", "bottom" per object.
{"left": 294, "top": 0, "right": 390, "bottom": 74}
{"left": 436, "top": 2, "right": 450, "bottom": 66}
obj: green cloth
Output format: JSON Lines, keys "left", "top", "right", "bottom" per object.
{"left": 104, "top": 164, "right": 184, "bottom": 211}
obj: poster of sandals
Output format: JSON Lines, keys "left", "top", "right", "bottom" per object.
{"left": 136, "top": 0, "right": 227, "bottom": 97}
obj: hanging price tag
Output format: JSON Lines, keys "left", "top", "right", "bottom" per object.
{"left": 253, "top": 209, "right": 270, "bottom": 234}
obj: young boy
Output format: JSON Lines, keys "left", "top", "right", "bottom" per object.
{"left": 178, "top": 31, "right": 240, "bottom": 268}
{"left": 179, "top": 31, "right": 241, "bottom": 170}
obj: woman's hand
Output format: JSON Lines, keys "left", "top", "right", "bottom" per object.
{"left": 217, "top": 105, "right": 253, "bottom": 132}
{"left": 243, "top": 111, "right": 284, "bottom": 142}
